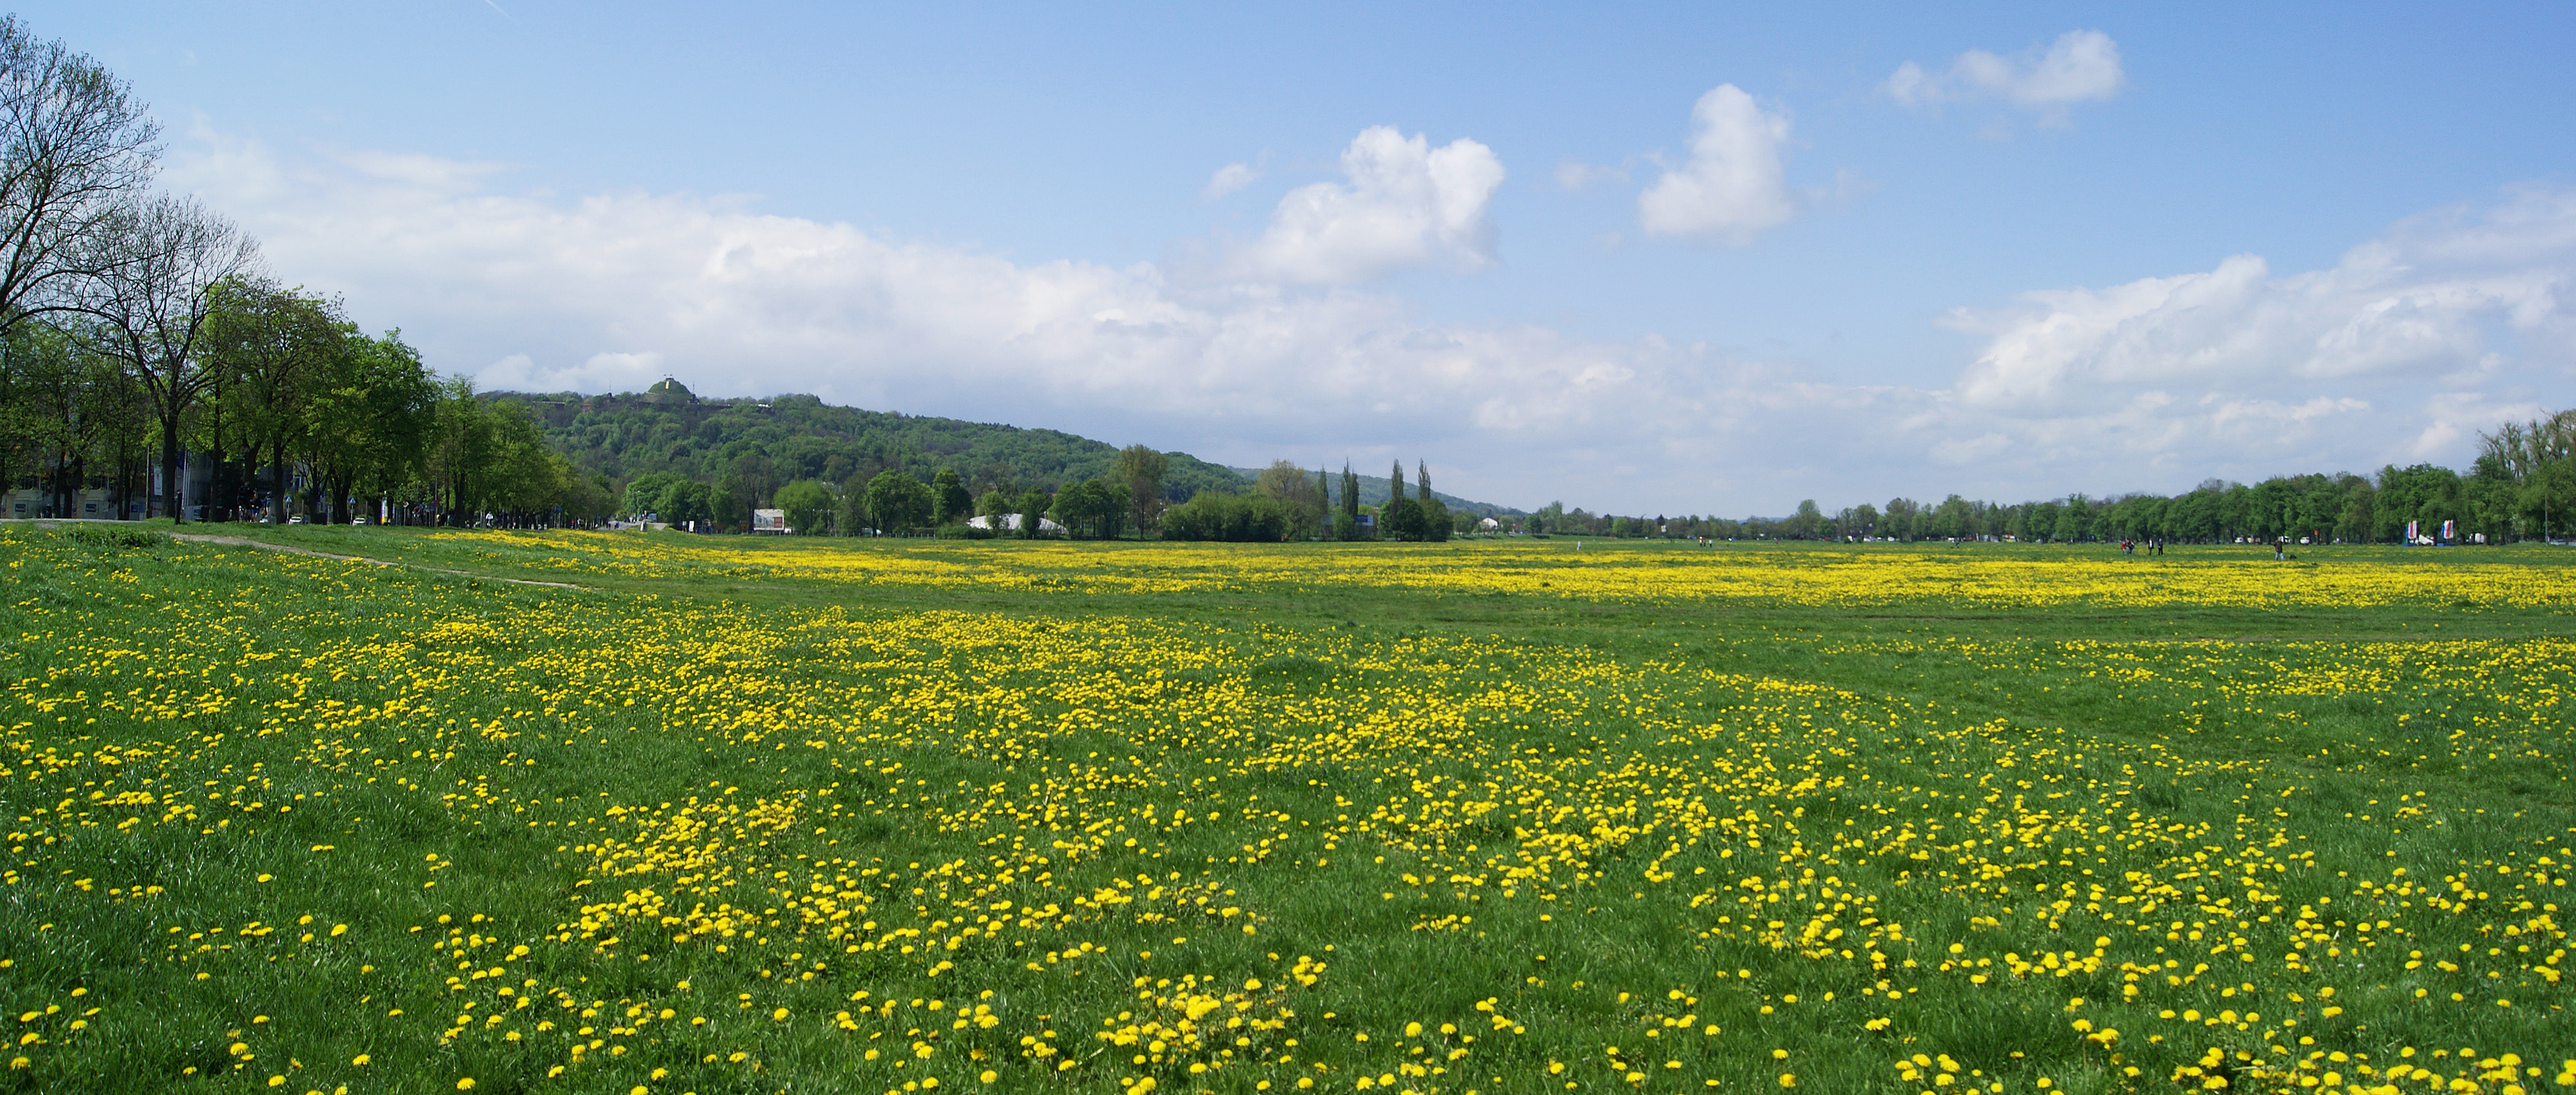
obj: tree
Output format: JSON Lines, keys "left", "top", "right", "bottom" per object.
{"left": 2336, "top": 482, "right": 2376, "bottom": 543}
{"left": 304, "top": 329, "right": 433, "bottom": 523}
{"left": 1051, "top": 478, "right": 1128, "bottom": 539}
{"left": 1851, "top": 502, "right": 1879, "bottom": 539}
{"left": 623, "top": 470, "right": 687, "bottom": 519}
{"left": 931, "top": 467, "right": 972, "bottom": 526}
{"left": 2479, "top": 410, "right": 2576, "bottom": 540}
{"left": 1117, "top": 445, "right": 1169, "bottom": 539}
{"left": 1417, "top": 495, "right": 1449, "bottom": 542}
{"left": 200, "top": 278, "right": 346, "bottom": 523}
{"left": 1162, "top": 490, "right": 1287, "bottom": 541}
{"left": 76, "top": 195, "right": 259, "bottom": 520}
{"left": 1016, "top": 487, "right": 1051, "bottom": 539}
{"left": 977, "top": 487, "right": 1013, "bottom": 524}
{"left": 837, "top": 473, "right": 871, "bottom": 535}
{"left": 1255, "top": 460, "right": 1325, "bottom": 540}
{"left": 661, "top": 479, "right": 715, "bottom": 527}
{"left": 0, "top": 321, "right": 121, "bottom": 517}
{"left": 1316, "top": 465, "right": 1335, "bottom": 539}
{"left": 865, "top": 469, "right": 933, "bottom": 534}
{"left": 715, "top": 453, "right": 776, "bottom": 532}
{"left": 0, "top": 17, "right": 162, "bottom": 339}
{"left": 772, "top": 479, "right": 834, "bottom": 535}
{"left": 1788, "top": 499, "right": 1823, "bottom": 539}
{"left": 1338, "top": 464, "right": 1362, "bottom": 540}
{"left": 1414, "top": 461, "right": 1448, "bottom": 542}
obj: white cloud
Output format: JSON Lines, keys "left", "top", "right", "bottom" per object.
{"left": 162, "top": 124, "right": 2576, "bottom": 515}
{"left": 1636, "top": 85, "right": 1794, "bottom": 245}
{"left": 1228, "top": 126, "right": 1505, "bottom": 283}
{"left": 1886, "top": 30, "right": 2124, "bottom": 120}
{"left": 1553, "top": 159, "right": 1625, "bottom": 192}
{"left": 1948, "top": 186, "right": 2576, "bottom": 411}
{"left": 1201, "top": 161, "right": 1260, "bottom": 201}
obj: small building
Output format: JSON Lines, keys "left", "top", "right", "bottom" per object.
{"left": 966, "top": 514, "right": 1064, "bottom": 533}
{"left": 751, "top": 508, "right": 789, "bottom": 534}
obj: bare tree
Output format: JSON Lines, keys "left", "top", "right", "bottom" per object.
{"left": 79, "top": 195, "right": 260, "bottom": 521}
{"left": 0, "top": 15, "right": 160, "bottom": 334}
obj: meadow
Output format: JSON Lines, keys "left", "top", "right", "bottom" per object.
{"left": 2, "top": 527, "right": 2569, "bottom": 1095}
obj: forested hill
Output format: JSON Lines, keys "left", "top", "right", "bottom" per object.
{"left": 490, "top": 388, "right": 1248, "bottom": 500}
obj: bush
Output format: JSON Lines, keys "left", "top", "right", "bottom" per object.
{"left": 1161, "top": 491, "right": 1288, "bottom": 542}
{"left": 67, "top": 526, "right": 167, "bottom": 551}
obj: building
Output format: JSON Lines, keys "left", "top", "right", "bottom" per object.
{"left": 966, "top": 514, "right": 1065, "bottom": 533}
{"left": 752, "top": 508, "right": 789, "bottom": 534}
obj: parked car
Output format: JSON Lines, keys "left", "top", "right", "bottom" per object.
{"left": 286, "top": 514, "right": 306, "bottom": 524}
{"left": 350, "top": 516, "right": 368, "bottom": 525}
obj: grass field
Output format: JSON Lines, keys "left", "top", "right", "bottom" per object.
{"left": 3, "top": 526, "right": 2570, "bottom": 1095}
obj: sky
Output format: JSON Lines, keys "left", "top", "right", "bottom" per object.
{"left": 28, "top": 2, "right": 2576, "bottom": 514}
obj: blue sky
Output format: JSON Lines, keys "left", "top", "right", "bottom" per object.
{"left": 32, "top": 2, "right": 2576, "bottom": 513}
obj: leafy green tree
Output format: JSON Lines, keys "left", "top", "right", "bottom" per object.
{"left": 2336, "top": 482, "right": 2376, "bottom": 543}
{"left": 1316, "top": 465, "right": 1336, "bottom": 539}
{"left": 865, "top": 469, "right": 933, "bottom": 534}
{"left": 931, "top": 467, "right": 972, "bottom": 526}
{"left": 837, "top": 474, "right": 871, "bottom": 535}
{"left": 1017, "top": 487, "right": 1051, "bottom": 539}
{"left": 1117, "top": 445, "right": 1169, "bottom": 538}
{"left": 1255, "top": 460, "right": 1325, "bottom": 540}
{"left": 772, "top": 478, "right": 835, "bottom": 535}
{"left": 1338, "top": 464, "right": 1362, "bottom": 540}
{"left": 715, "top": 453, "right": 776, "bottom": 532}
{"left": 660, "top": 479, "right": 715, "bottom": 526}
{"left": 623, "top": 471, "right": 687, "bottom": 518}
{"left": 1162, "top": 490, "right": 1287, "bottom": 541}
{"left": 0, "top": 322, "right": 120, "bottom": 518}
{"left": 200, "top": 278, "right": 346, "bottom": 522}
{"left": 1789, "top": 499, "right": 1823, "bottom": 539}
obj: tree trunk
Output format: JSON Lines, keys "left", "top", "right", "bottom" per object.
{"left": 270, "top": 433, "right": 289, "bottom": 524}
{"left": 160, "top": 414, "right": 185, "bottom": 523}
{"left": 208, "top": 404, "right": 228, "bottom": 523}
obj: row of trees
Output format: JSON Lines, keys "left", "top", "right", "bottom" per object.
{"left": 620, "top": 450, "right": 1471, "bottom": 543}
{"left": 1518, "top": 411, "right": 2576, "bottom": 544}
{"left": 0, "top": 17, "right": 599, "bottom": 527}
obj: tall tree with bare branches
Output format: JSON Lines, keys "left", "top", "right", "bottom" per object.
{"left": 0, "top": 15, "right": 160, "bottom": 334}
{"left": 77, "top": 195, "right": 260, "bottom": 521}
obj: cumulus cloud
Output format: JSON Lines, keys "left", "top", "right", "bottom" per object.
{"left": 1905, "top": 185, "right": 2576, "bottom": 487}
{"left": 1228, "top": 126, "right": 1505, "bottom": 283}
{"left": 1886, "top": 30, "right": 2124, "bottom": 120}
{"left": 1636, "top": 85, "right": 1794, "bottom": 245}
{"left": 161, "top": 124, "right": 2576, "bottom": 514}
{"left": 1948, "top": 186, "right": 2576, "bottom": 410}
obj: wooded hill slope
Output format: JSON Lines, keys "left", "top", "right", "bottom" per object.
{"left": 493, "top": 388, "right": 1247, "bottom": 501}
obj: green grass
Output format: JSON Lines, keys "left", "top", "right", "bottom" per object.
{"left": 1, "top": 524, "right": 2569, "bottom": 1095}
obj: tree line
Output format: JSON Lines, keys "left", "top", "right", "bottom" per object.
{"left": 1511, "top": 410, "right": 2576, "bottom": 545}
{"left": 0, "top": 17, "right": 603, "bottom": 527}
{"left": 619, "top": 444, "right": 1469, "bottom": 543}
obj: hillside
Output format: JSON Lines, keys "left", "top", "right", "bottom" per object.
{"left": 492, "top": 386, "right": 1248, "bottom": 500}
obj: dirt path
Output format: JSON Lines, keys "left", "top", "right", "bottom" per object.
{"left": 165, "top": 532, "right": 591, "bottom": 591}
